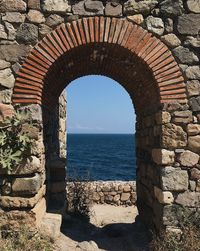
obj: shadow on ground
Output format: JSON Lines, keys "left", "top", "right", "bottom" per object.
{"left": 61, "top": 214, "right": 152, "bottom": 251}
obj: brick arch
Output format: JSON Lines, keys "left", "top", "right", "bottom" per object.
{"left": 12, "top": 16, "right": 187, "bottom": 112}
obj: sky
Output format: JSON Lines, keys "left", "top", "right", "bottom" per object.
{"left": 66, "top": 75, "right": 136, "bottom": 134}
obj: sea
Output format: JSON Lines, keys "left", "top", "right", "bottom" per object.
{"left": 66, "top": 134, "right": 136, "bottom": 181}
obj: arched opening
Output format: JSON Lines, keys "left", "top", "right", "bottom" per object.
{"left": 67, "top": 75, "right": 136, "bottom": 181}
{"left": 9, "top": 17, "right": 189, "bottom": 234}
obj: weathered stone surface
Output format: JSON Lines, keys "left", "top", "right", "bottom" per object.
{"left": 155, "top": 112, "right": 171, "bottom": 125}
{"left": 164, "top": 18, "right": 173, "bottom": 33}
{"left": 121, "top": 193, "right": 130, "bottom": 201}
{"left": 12, "top": 173, "right": 42, "bottom": 195}
{"left": 39, "top": 213, "right": 62, "bottom": 241}
{"left": 0, "top": 59, "right": 10, "bottom": 70}
{"left": 161, "top": 34, "right": 181, "bottom": 48}
{"left": 0, "top": 89, "right": 12, "bottom": 104}
{"left": 105, "top": 2, "right": 122, "bottom": 16}
{"left": 124, "top": 0, "right": 158, "bottom": 15}
{"left": 172, "top": 110, "right": 193, "bottom": 124}
{"left": 177, "top": 14, "right": 200, "bottom": 35}
{"left": 4, "top": 22, "right": 16, "bottom": 40}
{"left": 187, "top": 123, "right": 200, "bottom": 136}
{"left": 45, "top": 14, "right": 64, "bottom": 28}
{"left": 0, "top": 185, "right": 46, "bottom": 208}
{"left": 189, "top": 96, "right": 200, "bottom": 112}
{"left": 0, "top": 24, "right": 7, "bottom": 39}
{"left": 0, "top": 0, "right": 27, "bottom": 12}
{"left": 72, "top": 0, "right": 103, "bottom": 15}
{"left": 189, "top": 180, "right": 196, "bottom": 191}
{"left": 27, "top": 10, "right": 45, "bottom": 24}
{"left": 76, "top": 241, "right": 99, "bottom": 251}
{"left": 188, "top": 135, "right": 200, "bottom": 153}
{"left": 159, "top": 0, "right": 183, "bottom": 16}
{"left": 152, "top": 149, "right": 175, "bottom": 165}
{"left": 28, "top": 0, "right": 41, "bottom": 10}
{"left": 190, "top": 168, "right": 200, "bottom": 180}
{"left": 184, "top": 36, "right": 200, "bottom": 48}
{"left": 127, "top": 14, "right": 144, "bottom": 24}
{"left": 42, "top": 0, "right": 71, "bottom": 13}
{"left": 178, "top": 150, "right": 199, "bottom": 167}
{"left": 175, "top": 191, "right": 200, "bottom": 207}
{"left": 187, "top": 80, "right": 200, "bottom": 97}
{"left": 187, "top": 0, "right": 200, "bottom": 13}
{"left": 2, "top": 12, "right": 26, "bottom": 23}
{"left": 0, "top": 68, "right": 15, "bottom": 88}
{"left": 16, "top": 23, "right": 38, "bottom": 44}
{"left": 39, "top": 24, "right": 52, "bottom": 38}
{"left": 161, "top": 166, "right": 188, "bottom": 191}
{"left": 173, "top": 46, "right": 199, "bottom": 65}
{"left": 162, "top": 124, "right": 187, "bottom": 148}
{"left": 185, "top": 66, "right": 200, "bottom": 80}
{"left": 0, "top": 44, "right": 31, "bottom": 62}
{"left": 145, "top": 16, "right": 164, "bottom": 35}
{"left": 154, "top": 186, "right": 174, "bottom": 204}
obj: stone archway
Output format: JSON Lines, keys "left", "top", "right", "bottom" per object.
{"left": 0, "top": 0, "right": 200, "bottom": 233}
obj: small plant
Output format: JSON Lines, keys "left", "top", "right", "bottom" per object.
{"left": 0, "top": 110, "right": 35, "bottom": 174}
{"left": 0, "top": 226, "right": 53, "bottom": 251}
{"left": 66, "top": 172, "right": 92, "bottom": 221}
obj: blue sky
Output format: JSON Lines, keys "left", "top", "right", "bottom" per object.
{"left": 66, "top": 75, "right": 136, "bottom": 134}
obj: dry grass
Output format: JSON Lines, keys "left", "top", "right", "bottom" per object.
{"left": 150, "top": 210, "right": 200, "bottom": 251}
{"left": 0, "top": 227, "right": 54, "bottom": 251}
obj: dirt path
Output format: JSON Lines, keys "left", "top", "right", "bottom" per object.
{"left": 54, "top": 205, "right": 150, "bottom": 251}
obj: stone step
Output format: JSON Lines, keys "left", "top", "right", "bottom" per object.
{"left": 39, "top": 212, "right": 62, "bottom": 241}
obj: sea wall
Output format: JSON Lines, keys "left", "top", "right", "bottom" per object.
{"left": 66, "top": 181, "right": 137, "bottom": 207}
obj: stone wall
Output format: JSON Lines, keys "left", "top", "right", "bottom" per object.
{"left": 66, "top": 181, "right": 137, "bottom": 207}
{"left": 0, "top": 0, "right": 199, "bottom": 232}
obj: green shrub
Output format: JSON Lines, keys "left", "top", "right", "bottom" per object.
{"left": 0, "top": 110, "right": 35, "bottom": 174}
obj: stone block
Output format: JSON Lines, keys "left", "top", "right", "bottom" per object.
{"left": 175, "top": 191, "right": 200, "bottom": 207}
{"left": 162, "top": 124, "right": 187, "bottom": 149}
{"left": 124, "top": 0, "right": 158, "bottom": 15}
{"left": 127, "top": 14, "right": 144, "bottom": 25}
{"left": 121, "top": 193, "right": 130, "bottom": 201}
{"left": 0, "top": 198, "right": 46, "bottom": 230}
{"left": 45, "top": 14, "right": 64, "bottom": 28}
{"left": 28, "top": 0, "right": 41, "bottom": 10}
{"left": 0, "top": 44, "right": 32, "bottom": 62}
{"left": 186, "top": 66, "right": 200, "bottom": 80}
{"left": 27, "top": 10, "right": 45, "bottom": 24}
{"left": 155, "top": 111, "right": 171, "bottom": 124}
{"left": 12, "top": 173, "right": 42, "bottom": 195}
{"left": 154, "top": 186, "right": 174, "bottom": 204}
{"left": 105, "top": 2, "right": 122, "bottom": 16}
{"left": 161, "top": 34, "right": 181, "bottom": 48}
{"left": 0, "top": 104, "right": 14, "bottom": 124}
{"left": 42, "top": 0, "right": 71, "bottom": 13}
{"left": 190, "top": 168, "right": 200, "bottom": 180}
{"left": 188, "top": 135, "right": 200, "bottom": 153}
{"left": 72, "top": 0, "right": 103, "bottom": 15}
{"left": 189, "top": 96, "right": 200, "bottom": 112}
{"left": 159, "top": 0, "right": 183, "bottom": 17}
{"left": 173, "top": 46, "right": 199, "bottom": 65}
{"left": 152, "top": 149, "right": 175, "bottom": 165}
{"left": 161, "top": 166, "right": 188, "bottom": 191}
{"left": 39, "top": 213, "right": 62, "bottom": 241}
{"left": 0, "top": 185, "right": 46, "bottom": 208}
{"left": 177, "top": 14, "right": 200, "bottom": 35}
{"left": 186, "top": 80, "right": 200, "bottom": 97}
{"left": 2, "top": 12, "right": 26, "bottom": 23}
{"left": 145, "top": 16, "right": 164, "bottom": 36}
{"left": 178, "top": 150, "right": 199, "bottom": 167}
{"left": 184, "top": 36, "right": 200, "bottom": 48}
{"left": 0, "top": 68, "right": 15, "bottom": 88}
{"left": 186, "top": 0, "right": 200, "bottom": 13}
{"left": 0, "top": 0, "right": 27, "bottom": 12}
{"left": 16, "top": 23, "right": 38, "bottom": 45}
{"left": 172, "top": 111, "right": 193, "bottom": 124}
